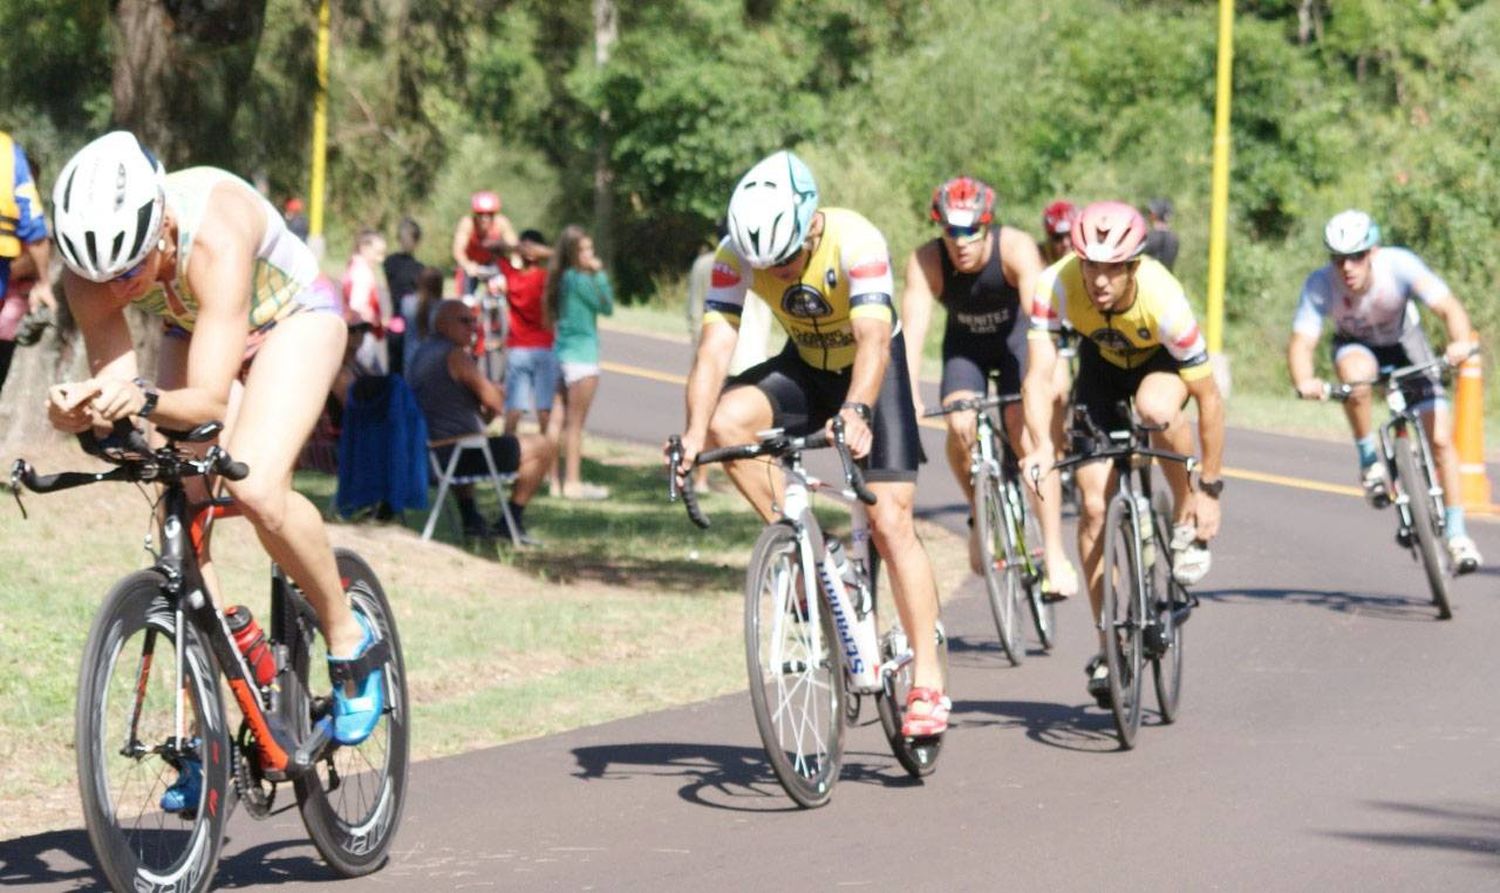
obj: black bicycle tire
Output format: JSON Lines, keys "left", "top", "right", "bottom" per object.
{"left": 1393, "top": 437, "right": 1452, "bottom": 619}
{"left": 1018, "top": 479, "right": 1057, "bottom": 650}
{"left": 977, "top": 472, "right": 1023, "bottom": 665}
{"left": 744, "top": 522, "right": 845, "bottom": 808}
{"left": 1101, "top": 497, "right": 1144, "bottom": 749}
{"left": 872, "top": 548, "right": 945, "bottom": 778}
{"left": 1148, "top": 489, "right": 1184, "bottom": 723}
{"left": 294, "top": 549, "right": 411, "bottom": 875}
{"left": 77, "top": 570, "right": 230, "bottom": 893}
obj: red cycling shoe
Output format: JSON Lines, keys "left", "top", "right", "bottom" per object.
{"left": 901, "top": 687, "right": 951, "bottom": 738}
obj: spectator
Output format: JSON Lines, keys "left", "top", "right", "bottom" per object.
{"left": 1143, "top": 197, "right": 1179, "bottom": 271}
{"left": 408, "top": 264, "right": 447, "bottom": 372}
{"left": 343, "top": 228, "right": 389, "bottom": 372}
{"left": 502, "top": 229, "right": 558, "bottom": 436}
{"left": 284, "top": 196, "right": 310, "bottom": 242}
{"left": 408, "top": 299, "right": 554, "bottom": 543}
{"left": 0, "top": 131, "right": 54, "bottom": 399}
{"left": 548, "top": 225, "right": 613, "bottom": 501}
{"left": 383, "top": 217, "right": 424, "bottom": 375}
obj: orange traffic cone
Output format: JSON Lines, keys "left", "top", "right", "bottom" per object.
{"left": 1453, "top": 347, "right": 1494, "bottom": 515}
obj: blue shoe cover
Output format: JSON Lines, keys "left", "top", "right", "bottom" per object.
{"left": 160, "top": 754, "right": 202, "bottom": 814}
{"left": 328, "top": 611, "right": 385, "bottom": 746}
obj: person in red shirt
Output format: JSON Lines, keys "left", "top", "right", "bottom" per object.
{"left": 501, "top": 229, "right": 558, "bottom": 435}
{"left": 342, "top": 228, "right": 388, "bottom": 371}
{"left": 451, "top": 190, "right": 520, "bottom": 297}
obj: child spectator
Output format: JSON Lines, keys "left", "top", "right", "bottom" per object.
{"left": 548, "top": 225, "right": 613, "bottom": 500}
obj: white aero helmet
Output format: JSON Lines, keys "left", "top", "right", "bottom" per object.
{"left": 52, "top": 131, "right": 167, "bottom": 282}
{"left": 1323, "top": 209, "right": 1380, "bottom": 255}
{"left": 725, "top": 150, "right": 819, "bottom": 269}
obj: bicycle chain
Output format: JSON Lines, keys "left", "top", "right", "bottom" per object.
{"left": 233, "top": 721, "right": 276, "bottom": 818}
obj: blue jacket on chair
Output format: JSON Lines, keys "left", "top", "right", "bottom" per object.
{"left": 336, "top": 374, "right": 430, "bottom": 516}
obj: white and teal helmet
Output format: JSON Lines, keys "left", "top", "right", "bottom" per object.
{"left": 725, "top": 150, "right": 819, "bottom": 269}
{"left": 1323, "top": 209, "right": 1380, "bottom": 255}
{"left": 52, "top": 131, "right": 168, "bottom": 282}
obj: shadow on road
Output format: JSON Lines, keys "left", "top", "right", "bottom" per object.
{"left": 570, "top": 741, "right": 922, "bottom": 813}
{"left": 1322, "top": 801, "right": 1500, "bottom": 864}
{"left": 1195, "top": 586, "right": 1441, "bottom": 622}
{"left": 0, "top": 827, "right": 98, "bottom": 890}
{"left": 952, "top": 699, "right": 1134, "bottom": 754}
{"left": 946, "top": 634, "right": 1051, "bottom": 667}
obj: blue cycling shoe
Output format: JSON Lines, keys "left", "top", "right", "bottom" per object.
{"left": 160, "top": 751, "right": 202, "bottom": 815}
{"left": 327, "top": 611, "right": 388, "bottom": 746}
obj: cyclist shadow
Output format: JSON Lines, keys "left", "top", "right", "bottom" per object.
{"left": 1320, "top": 800, "right": 1500, "bottom": 865}
{"left": 946, "top": 634, "right": 1051, "bottom": 666}
{"left": 0, "top": 827, "right": 99, "bottom": 889}
{"left": 952, "top": 699, "right": 1136, "bottom": 754}
{"left": 1195, "top": 586, "right": 1441, "bottom": 622}
{"left": 214, "top": 831, "right": 342, "bottom": 887}
{"left": 570, "top": 740, "right": 923, "bottom": 813}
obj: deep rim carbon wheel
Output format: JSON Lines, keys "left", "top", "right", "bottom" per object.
{"left": 977, "top": 473, "right": 1023, "bottom": 665}
{"left": 77, "top": 571, "right": 230, "bottom": 893}
{"left": 294, "top": 549, "right": 410, "bottom": 875}
{"left": 1393, "top": 437, "right": 1452, "bottom": 620}
{"left": 1017, "top": 479, "right": 1056, "bottom": 650}
{"left": 1101, "top": 497, "right": 1144, "bottom": 749}
{"left": 744, "top": 523, "right": 845, "bottom": 808}
{"left": 872, "top": 550, "right": 946, "bottom": 777}
{"left": 1148, "top": 490, "right": 1184, "bottom": 723}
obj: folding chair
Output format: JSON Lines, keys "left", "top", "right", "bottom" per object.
{"left": 423, "top": 434, "right": 522, "bottom": 546}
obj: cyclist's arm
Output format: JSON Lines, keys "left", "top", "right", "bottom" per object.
{"left": 683, "top": 320, "right": 737, "bottom": 444}
{"left": 449, "top": 346, "right": 505, "bottom": 418}
{"left": 897, "top": 245, "right": 938, "bottom": 399}
{"left": 451, "top": 217, "right": 475, "bottom": 275}
{"left": 846, "top": 315, "right": 891, "bottom": 410}
{"left": 1289, "top": 273, "right": 1328, "bottom": 397}
{"left": 1185, "top": 370, "right": 1225, "bottom": 482}
{"left": 999, "top": 226, "right": 1044, "bottom": 319}
{"left": 1287, "top": 331, "right": 1322, "bottom": 396}
{"left": 1022, "top": 332, "right": 1059, "bottom": 453}
{"left": 1426, "top": 293, "right": 1475, "bottom": 357}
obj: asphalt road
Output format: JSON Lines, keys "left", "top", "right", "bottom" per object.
{"left": 4, "top": 327, "right": 1499, "bottom": 891}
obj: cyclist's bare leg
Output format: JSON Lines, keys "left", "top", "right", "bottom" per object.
{"left": 503, "top": 410, "right": 521, "bottom": 436}
{"left": 1420, "top": 403, "right": 1463, "bottom": 508}
{"left": 1136, "top": 371, "right": 1192, "bottom": 524}
{"left": 226, "top": 312, "right": 362, "bottom": 658}
{"left": 1003, "top": 401, "right": 1069, "bottom": 581}
{"left": 1334, "top": 349, "right": 1379, "bottom": 440}
{"left": 561, "top": 375, "right": 600, "bottom": 490}
{"left": 867, "top": 480, "right": 944, "bottom": 696}
{"left": 1074, "top": 459, "right": 1117, "bottom": 652}
{"left": 707, "top": 385, "right": 782, "bottom": 521}
{"left": 941, "top": 391, "right": 980, "bottom": 505}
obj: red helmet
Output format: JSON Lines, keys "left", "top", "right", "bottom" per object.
{"left": 1042, "top": 200, "right": 1077, "bottom": 235}
{"left": 471, "top": 190, "right": 501, "bottom": 214}
{"left": 930, "top": 176, "right": 996, "bottom": 228}
{"left": 1070, "top": 201, "right": 1148, "bottom": 263}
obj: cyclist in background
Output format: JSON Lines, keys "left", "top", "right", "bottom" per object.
{"left": 1020, "top": 201, "right": 1225, "bottom": 705}
{"left": 0, "top": 129, "right": 55, "bottom": 396}
{"left": 1288, "top": 210, "right": 1482, "bottom": 572}
{"left": 451, "top": 189, "right": 520, "bottom": 296}
{"left": 900, "top": 176, "right": 1075, "bottom": 598}
{"left": 44, "top": 132, "right": 388, "bottom": 808}
{"left": 1039, "top": 200, "right": 1078, "bottom": 265}
{"left": 670, "top": 150, "right": 949, "bottom": 737}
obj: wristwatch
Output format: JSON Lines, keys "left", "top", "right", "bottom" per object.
{"left": 1198, "top": 478, "right": 1224, "bottom": 498}
{"left": 840, "top": 401, "right": 873, "bottom": 423}
{"left": 133, "top": 377, "right": 159, "bottom": 419}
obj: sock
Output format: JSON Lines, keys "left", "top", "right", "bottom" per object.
{"left": 507, "top": 501, "right": 526, "bottom": 525}
{"left": 1355, "top": 435, "right": 1378, "bottom": 468}
{"left": 458, "top": 497, "right": 484, "bottom": 529}
{"left": 1445, "top": 506, "right": 1467, "bottom": 540}
{"left": 0, "top": 340, "right": 14, "bottom": 397}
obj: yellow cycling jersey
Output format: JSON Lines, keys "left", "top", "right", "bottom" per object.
{"left": 704, "top": 207, "right": 895, "bottom": 371}
{"left": 1029, "top": 254, "right": 1211, "bottom": 380}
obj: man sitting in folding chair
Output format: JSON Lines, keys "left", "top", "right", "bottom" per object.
{"left": 409, "top": 299, "right": 555, "bottom": 544}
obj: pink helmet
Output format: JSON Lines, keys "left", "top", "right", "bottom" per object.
{"left": 930, "top": 176, "right": 996, "bottom": 228}
{"left": 1070, "top": 201, "right": 1148, "bottom": 262}
{"left": 1042, "top": 200, "right": 1077, "bottom": 235}
{"left": 471, "top": 190, "right": 501, "bottom": 214}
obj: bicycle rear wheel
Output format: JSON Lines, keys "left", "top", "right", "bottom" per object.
{"left": 872, "top": 549, "right": 947, "bottom": 777}
{"left": 1017, "top": 479, "right": 1056, "bottom": 651}
{"left": 1101, "top": 497, "right": 1145, "bottom": 749}
{"left": 1147, "top": 490, "right": 1184, "bottom": 723}
{"left": 77, "top": 571, "right": 230, "bottom": 893}
{"left": 1394, "top": 437, "right": 1452, "bottom": 619}
{"left": 293, "top": 549, "right": 410, "bottom": 875}
{"left": 745, "top": 522, "right": 845, "bottom": 808}
{"left": 977, "top": 472, "right": 1023, "bottom": 665}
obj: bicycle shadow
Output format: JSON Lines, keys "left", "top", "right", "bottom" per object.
{"left": 1320, "top": 800, "right": 1500, "bottom": 865}
{"left": 1195, "top": 586, "right": 1442, "bottom": 622}
{"left": 946, "top": 634, "right": 1051, "bottom": 666}
{"left": 951, "top": 699, "right": 1138, "bottom": 754}
{"left": 570, "top": 740, "right": 922, "bottom": 813}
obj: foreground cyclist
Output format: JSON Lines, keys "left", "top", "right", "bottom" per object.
{"left": 1020, "top": 201, "right": 1225, "bottom": 704}
{"left": 1288, "top": 210, "right": 1482, "bottom": 572}
{"left": 670, "top": 150, "right": 948, "bottom": 737}
{"left": 45, "top": 132, "right": 388, "bottom": 805}
{"left": 900, "top": 176, "right": 1076, "bottom": 597}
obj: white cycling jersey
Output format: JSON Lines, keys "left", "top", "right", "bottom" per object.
{"left": 1292, "top": 246, "right": 1450, "bottom": 346}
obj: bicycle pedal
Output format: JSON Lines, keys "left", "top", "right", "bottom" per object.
{"left": 1395, "top": 528, "right": 1414, "bottom": 548}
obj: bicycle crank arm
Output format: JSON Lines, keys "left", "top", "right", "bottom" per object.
{"left": 290, "top": 717, "right": 335, "bottom": 774}
{"left": 878, "top": 650, "right": 913, "bottom": 680}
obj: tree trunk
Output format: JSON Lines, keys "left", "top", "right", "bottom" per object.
{"left": 592, "top": 0, "right": 617, "bottom": 269}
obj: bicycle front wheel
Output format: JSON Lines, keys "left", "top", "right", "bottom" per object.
{"left": 977, "top": 472, "right": 1023, "bottom": 665}
{"left": 1393, "top": 436, "right": 1452, "bottom": 619}
{"left": 77, "top": 571, "right": 230, "bottom": 893}
{"left": 1101, "top": 497, "right": 1145, "bottom": 749}
{"left": 745, "top": 522, "right": 845, "bottom": 808}
{"left": 294, "top": 549, "right": 410, "bottom": 876}
{"left": 872, "top": 549, "right": 947, "bottom": 778}
{"left": 1017, "top": 478, "right": 1057, "bottom": 650}
{"left": 1148, "top": 490, "right": 1184, "bottom": 723}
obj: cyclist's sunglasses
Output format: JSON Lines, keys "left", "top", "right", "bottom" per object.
{"left": 112, "top": 258, "right": 150, "bottom": 283}
{"left": 943, "top": 222, "right": 986, "bottom": 243}
{"left": 1330, "top": 250, "right": 1370, "bottom": 264}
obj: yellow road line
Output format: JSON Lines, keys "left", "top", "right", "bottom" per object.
{"left": 601, "top": 358, "right": 1498, "bottom": 516}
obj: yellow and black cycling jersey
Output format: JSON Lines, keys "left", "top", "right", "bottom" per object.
{"left": 703, "top": 207, "right": 895, "bottom": 372}
{"left": 1028, "top": 254, "right": 1211, "bottom": 380}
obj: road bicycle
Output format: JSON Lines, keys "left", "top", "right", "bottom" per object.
{"left": 467, "top": 263, "right": 508, "bottom": 385}
{"left": 1050, "top": 405, "right": 1198, "bottom": 750}
{"left": 1307, "top": 355, "right": 1470, "bottom": 619}
{"left": 924, "top": 392, "right": 1054, "bottom": 664}
{"left": 666, "top": 419, "right": 947, "bottom": 808}
{"left": 10, "top": 421, "right": 409, "bottom": 892}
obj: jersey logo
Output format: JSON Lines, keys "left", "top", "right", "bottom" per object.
{"left": 1137, "top": 327, "right": 1151, "bottom": 339}
{"left": 849, "top": 259, "right": 889, "bottom": 279}
{"left": 1174, "top": 325, "right": 1201, "bottom": 350}
{"left": 711, "top": 262, "right": 740, "bottom": 288}
{"left": 825, "top": 269, "right": 837, "bottom": 289}
{"left": 781, "top": 284, "right": 833, "bottom": 318}
{"left": 1091, "top": 328, "right": 1135, "bottom": 353}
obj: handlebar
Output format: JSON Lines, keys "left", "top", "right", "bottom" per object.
{"left": 1295, "top": 351, "right": 1474, "bottom": 403}
{"left": 922, "top": 392, "right": 1022, "bottom": 418}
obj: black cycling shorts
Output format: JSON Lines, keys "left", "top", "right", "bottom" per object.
{"left": 1331, "top": 328, "right": 1444, "bottom": 408}
{"left": 1071, "top": 339, "right": 1182, "bottom": 438}
{"left": 940, "top": 335, "right": 1024, "bottom": 401}
{"left": 726, "top": 332, "right": 925, "bottom": 482}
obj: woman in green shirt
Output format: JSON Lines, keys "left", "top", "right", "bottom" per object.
{"left": 547, "top": 225, "right": 614, "bottom": 499}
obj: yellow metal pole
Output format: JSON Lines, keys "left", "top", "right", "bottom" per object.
{"left": 308, "top": 0, "right": 331, "bottom": 244}
{"left": 1205, "top": 0, "right": 1235, "bottom": 356}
